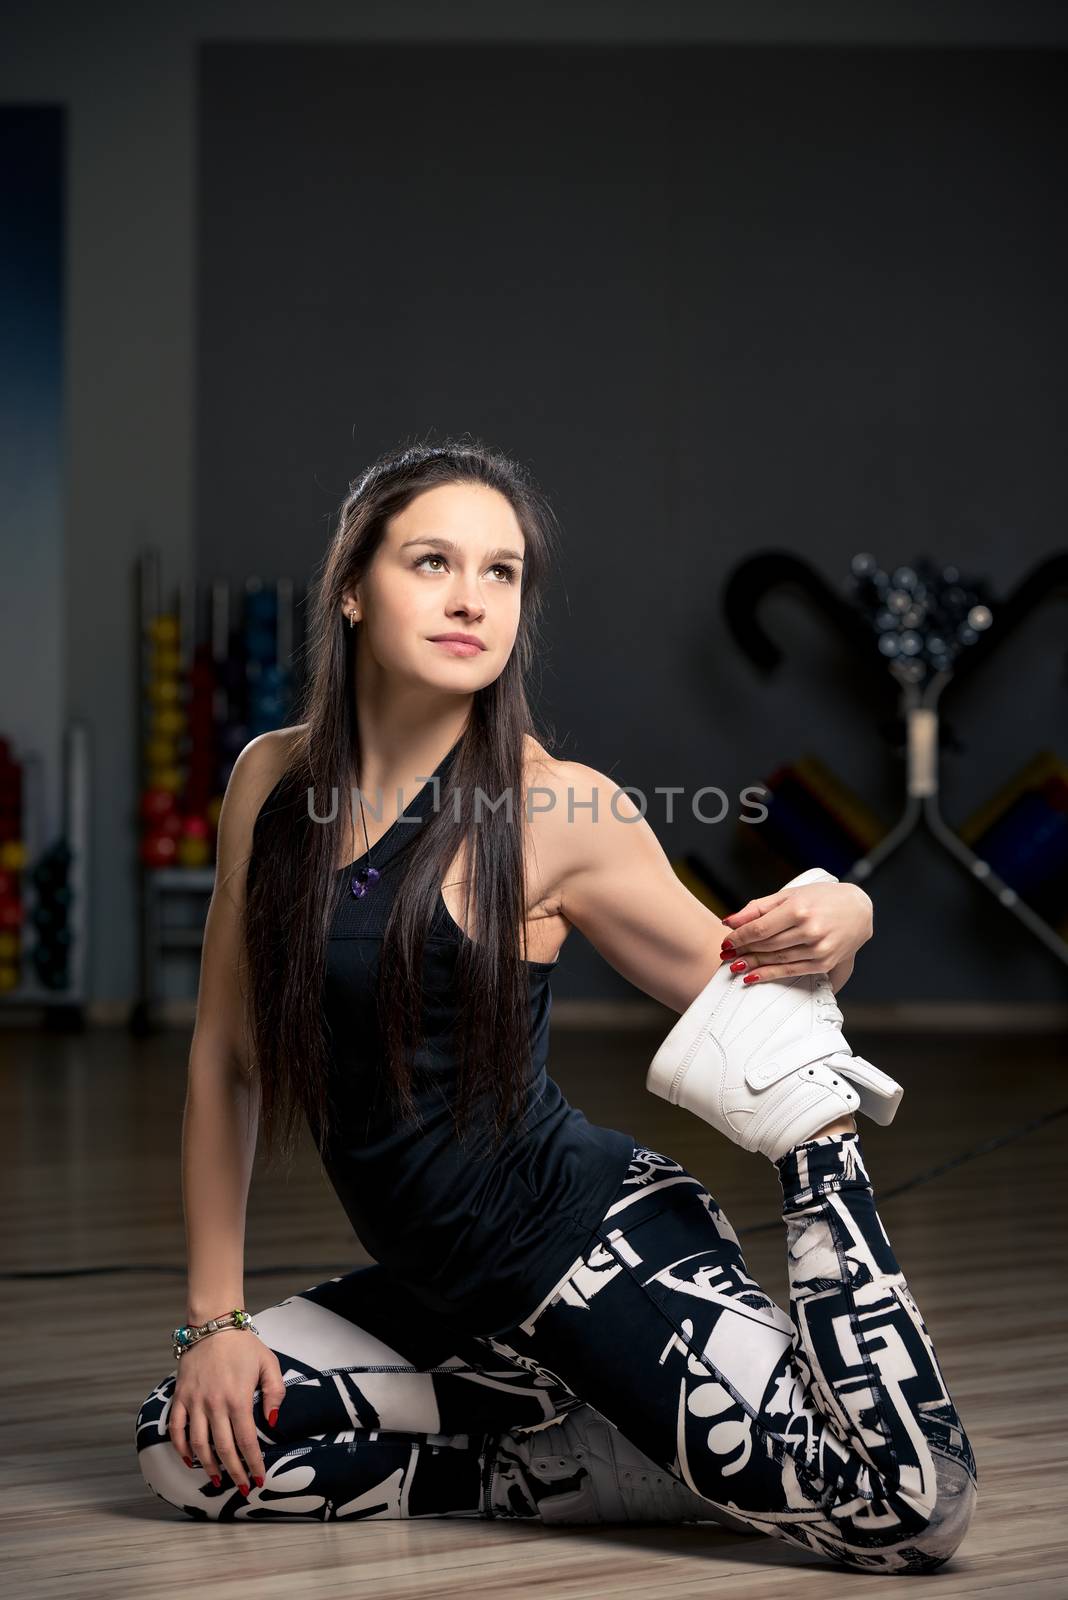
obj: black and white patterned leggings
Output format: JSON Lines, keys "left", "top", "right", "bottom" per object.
{"left": 135, "top": 1132, "right": 978, "bottom": 1574}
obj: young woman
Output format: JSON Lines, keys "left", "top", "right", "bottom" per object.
{"left": 134, "top": 439, "right": 977, "bottom": 1573}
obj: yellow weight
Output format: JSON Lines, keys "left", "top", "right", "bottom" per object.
{"left": 177, "top": 836, "right": 211, "bottom": 867}
{"left": 145, "top": 766, "right": 183, "bottom": 793}
{"left": 146, "top": 678, "right": 182, "bottom": 706}
{"left": 144, "top": 737, "right": 179, "bottom": 768}
{"left": 147, "top": 615, "right": 180, "bottom": 644}
{"left": 150, "top": 646, "right": 183, "bottom": 676}
{"left": 150, "top": 708, "right": 186, "bottom": 737}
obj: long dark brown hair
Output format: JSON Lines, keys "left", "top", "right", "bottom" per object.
{"left": 242, "top": 436, "right": 562, "bottom": 1173}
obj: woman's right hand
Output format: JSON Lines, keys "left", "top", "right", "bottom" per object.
{"left": 168, "top": 1330, "right": 287, "bottom": 1490}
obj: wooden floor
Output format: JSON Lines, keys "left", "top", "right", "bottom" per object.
{"left": 2, "top": 1018, "right": 1066, "bottom": 1598}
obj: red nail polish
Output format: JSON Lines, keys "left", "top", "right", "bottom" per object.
{"left": 239, "top": 1483, "right": 250, "bottom": 1496}
{"left": 730, "top": 959, "right": 747, "bottom": 973}
{"left": 182, "top": 1454, "right": 194, "bottom": 1468}
{"left": 268, "top": 1408, "right": 278, "bottom": 1428}
{"left": 743, "top": 973, "right": 761, "bottom": 984}
{"left": 254, "top": 1474, "right": 265, "bottom": 1488}
{"left": 721, "top": 941, "right": 735, "bottom": 954}
{"left": 211, "top": 1474, "right": 222, "bottom": 1487}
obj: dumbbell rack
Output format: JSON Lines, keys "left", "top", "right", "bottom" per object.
{"left": 132, "top": 548, "right": 194, "bottom": 1034}
{"left": 131, "top": 549, "right": 307, "bottom": 1033}
{"left": 0, "top": 718, "right": 90, "bottom": 1021}
{"left": 722, "top": 549, "right": 1068, "bottom": 970}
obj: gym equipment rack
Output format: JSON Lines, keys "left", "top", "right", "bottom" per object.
{"left": 722, "top": 549, "right": 1068, "bottom": 969}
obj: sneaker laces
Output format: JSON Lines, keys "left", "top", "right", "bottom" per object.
{"left": 816, "top": 996, "right": 843, "bottom": 1027}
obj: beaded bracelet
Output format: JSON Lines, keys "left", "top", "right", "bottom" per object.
{"left": 172, "top": 1307, "right": 259, "bottom": 1362}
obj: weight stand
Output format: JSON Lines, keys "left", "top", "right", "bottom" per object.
{"left": 723, "top": 549, "right": 1068, "bottom": 969}
{"left": 855, "top": 665, "right": 1068, "bottom": 967}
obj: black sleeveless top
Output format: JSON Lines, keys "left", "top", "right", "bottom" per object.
{"left": 251, "top": 738, "right": 636, "bottom": 1338}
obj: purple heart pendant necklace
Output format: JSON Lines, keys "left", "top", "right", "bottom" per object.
{"left": 349, "top": 762, "right": 380, "bottom": 899}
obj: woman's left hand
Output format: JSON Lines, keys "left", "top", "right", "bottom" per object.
{"left": 718, "top": 881, "right": 873, "bottom": 982}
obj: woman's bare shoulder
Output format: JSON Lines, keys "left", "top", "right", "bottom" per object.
{"left": 520, "top": 738, "right": 640, "bottom": 894}
{"left": 217, "top": 726, "right": 304, "bottom": 873}
{"left": 521, "top": 732, "right": 555, "bottom": 779}
{"left": 520, "top": 734, "right": 584, "bottom": 805}
{"left": 521, "top": 737, "right": 634, "bottom": 818}
{"left": 239, "top": 723, "right": 304, "bottom": 793}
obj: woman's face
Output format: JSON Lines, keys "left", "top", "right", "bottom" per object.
{"left": 347, "top": 481, "right": 526, "bottom": 692}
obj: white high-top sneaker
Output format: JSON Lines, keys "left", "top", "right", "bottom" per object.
{"left": 485, "top": 1405, "right": 757, "bottom": 1531}
{"left": 647, "top": 867, "right": 903, "bottom": 1163}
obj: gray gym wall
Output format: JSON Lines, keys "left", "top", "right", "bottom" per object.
{"left": 3, "top": 3, "right": 1067, "bottom": 1014}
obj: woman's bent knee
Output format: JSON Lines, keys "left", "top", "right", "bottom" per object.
{"left": 135, "top": 1371, "right": 203, "bottom": 1518}
{"left": 905, "top": 1456, "right": 979, "bottom": 1574}
{"left": 835, "top": 1454, "right": 979, "bottom": 1576}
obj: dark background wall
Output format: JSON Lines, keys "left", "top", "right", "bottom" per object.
{"left": 4, "top": 4, "right": 1067, "bottom": 1010}
{"left": 0, "top": 108, "right": 64, "bottom": 845}
{"left": 197, "top": 40, "right": 1068, "bottom": 1002}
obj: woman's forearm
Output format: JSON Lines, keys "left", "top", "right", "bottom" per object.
{"left": 182, "top": 1059, "right": 259, "bottom": 1323}
{"left": 828, "top": 885, "right": 871, "bottom": 993}
{"left": 828, "top": 954, "right": 855, "bottom": 994}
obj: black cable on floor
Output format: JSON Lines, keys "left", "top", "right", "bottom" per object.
{"left": 3, "top": 1101, "right": 1066, "bottom": 1280}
